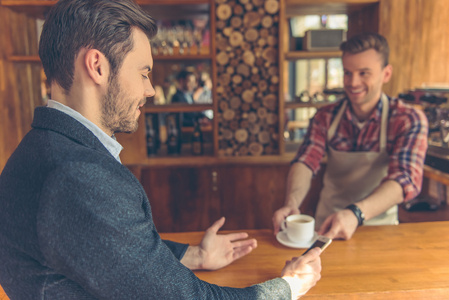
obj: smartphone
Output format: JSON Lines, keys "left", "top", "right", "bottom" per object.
{"left": 302, "top": 235, "right": 332, "bottom": 255}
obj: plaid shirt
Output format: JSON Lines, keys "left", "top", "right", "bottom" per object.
{"left": 292, "top": 96, "right": 429, "bottom": 202}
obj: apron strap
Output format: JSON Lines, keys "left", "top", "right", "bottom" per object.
{"left": 379, "top": 93, "right": 389, "bottom": 152}
{"left": 327, "top": 95, "right": 389, "bottom": 150}
{"left": 327, "top": 100, "right": 347, "bottom": 141}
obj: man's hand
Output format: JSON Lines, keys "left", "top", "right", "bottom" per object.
{"left": 317, "top": 209, "right": 358, "bottom": 240}
{"left": 281, "top": 248, "right": 322, "bottom": 299}
{"left": 181, "top": 217, "right": 257, "bottom": 270}
{"left": 272, "top": 205, "right": 300, "bottom": 235}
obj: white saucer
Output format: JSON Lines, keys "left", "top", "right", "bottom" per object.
{"left": 276, "top": 231, "right": 318, "bottom": 248}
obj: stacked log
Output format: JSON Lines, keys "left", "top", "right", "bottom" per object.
{"left": 215, "top": 0, "right": 280, "bottom": 156}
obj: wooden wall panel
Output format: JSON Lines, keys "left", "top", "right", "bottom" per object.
{"left": 136, "top": 163, "right": 324, "bottom": 232}
{"left": 347, "top": 3, "right": 379, "bottom": 38}
{"left": 0, "top": 7, "right": 21, "bottom": 172}
{"left": 217, "top": 165, "right": 289, "bottom": 230}
{"left": 379, "top": 0, "right": 449, "bottom": 96}
{"left": 115, "top": 116, "right": 147, "bottom": 164}
{"left": 0, "top": 7, "right": 42, "bottom": 172}
{"left": 140, "top": 166, "right": 221, "bottom": 232}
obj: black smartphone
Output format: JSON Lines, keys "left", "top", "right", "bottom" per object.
{"left": 302, "top": 235, "right": 332, "bottom": 255}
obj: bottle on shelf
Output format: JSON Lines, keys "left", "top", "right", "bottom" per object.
{"left": 145, "top": 113, "right": 159, "bottom": 156}
{"left": 166, "top": 113, "right": 181, "bottom": 155}
{"left": 191, "top": 118, "right": 203, "bottom": 155}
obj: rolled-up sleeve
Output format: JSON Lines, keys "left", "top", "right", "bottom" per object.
{"left": 291, "top": 110, "right": 329, "bottom": 175}
{"left": 383, "top": 107, "right": 428, "bottom": 201}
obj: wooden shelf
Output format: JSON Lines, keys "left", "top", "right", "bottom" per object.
{"left": 1, "top": 0, "right": 56, "bottom": 6}
{"left": 287, "top": 120, "right": 309, "bottom": 130}
{"left": 144, "top": 103, "right": 212, "bottom": 113}
{"left": 1, "top": 0, "right": 209, "bottom": 5}
{"left": 1, "top": 0, "right": 210, "bottom": 18}
{"left": 424, "top": 165, "right": 449, "bottom": 186}
{"left": 1, "top": 1, "right": 54, "bottom": 17}
{"left": 8, "top": 54, "right": 212, "bottom": 62}
{"left": 154, "top": 54, "right": 212, "bottom": 60}
{"left": 132, "top": 153, "right": 296, "bottom": 167}
{"left": 8, "top": 55, "right": 41, "bottom": 63}
{"left": 137, "top": 0, "right": 209, "bottom": 4}
{"left": 284, "top": 51, "right": 342, "bottom": 61}
{"left": 285, "top": 101, "right": 332, "bottom": 109}
{"left": 285, "top": 0, "right": 379, "bottom": 16}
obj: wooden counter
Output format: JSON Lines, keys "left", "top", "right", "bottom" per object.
{"left": 161, "top": 222, "right": 449, "bottom": 299}
{"left": 1, "top": 222, "right": 447, "bottom": 299}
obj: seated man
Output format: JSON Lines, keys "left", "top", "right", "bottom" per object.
{"left": 171, "top": 70, "right": 204, "bottom": 127}
{"left": 0, "top": 0, "right": 321, "bottom": 299}
{"left": 273, "top": 33, "right": 428, "bottom": 240}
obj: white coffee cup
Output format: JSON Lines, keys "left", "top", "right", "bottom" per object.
{"left": 281, "top": 214, "right": 315, "bottom": 243}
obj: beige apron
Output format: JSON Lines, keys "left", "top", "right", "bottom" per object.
{"left": 315, "top": 94, "right": 398, "bottom": 229}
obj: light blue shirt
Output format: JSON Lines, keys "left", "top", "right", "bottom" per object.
{"left": 47, "top": 100, "right": 123, "bottom": 163}
{"left": 183, "top": 91, "right": 194, "bottom": 104}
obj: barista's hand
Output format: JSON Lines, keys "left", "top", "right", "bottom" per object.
{"left": 181, "top": 217, "right": 257, "bottom": 271}
{"left": 281, "top": 248, "right": 322, "bottom": 299}
{"left": 272, "top": 205, "right": 300, "bottom": 235}
{"left": 318, "top": 209, "right": 358, "bottom": 240}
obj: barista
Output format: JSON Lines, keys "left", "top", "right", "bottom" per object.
{"left": 273, "top": 33, "right": 429, "bottom": 240}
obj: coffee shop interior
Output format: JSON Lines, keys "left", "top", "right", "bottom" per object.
{"left": 1, "top": 0, "right": 449, "bottom": 298}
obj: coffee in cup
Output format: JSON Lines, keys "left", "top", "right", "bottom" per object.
{"left": 281, "top": 214, "right": 315, "bottom": 243}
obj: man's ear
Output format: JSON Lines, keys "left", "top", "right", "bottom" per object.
{"left": 84, "top": 49, "right": 109, "bottom": 85}
{"left": 382, "top": 64, "right": 393, "bottom": 84}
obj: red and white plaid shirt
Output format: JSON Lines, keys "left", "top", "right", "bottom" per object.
{"left": 292, "top": 96, "right": 429, "bottom": 202}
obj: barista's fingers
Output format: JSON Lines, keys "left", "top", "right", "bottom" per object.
{"left": 324, "top": 226, "right": 339, "bottom": 240}
{"left": 317, "top": 215, "right": 333, "bottom": 237}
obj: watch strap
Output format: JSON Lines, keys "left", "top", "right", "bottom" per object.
{"left": 345, "top": 204, "right": 365, "bottom": 226}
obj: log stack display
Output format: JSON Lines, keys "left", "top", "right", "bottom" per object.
{"left": 215, "top": 0, "right": 280, "bottom": 156}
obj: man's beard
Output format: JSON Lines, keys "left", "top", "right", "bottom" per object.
{"left": 100, "top": 75, "right": 142, "bottom": 134}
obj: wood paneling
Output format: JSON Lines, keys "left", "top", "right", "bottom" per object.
{"left": 216, "top": 165, "right": 289, "bottom": 230}
{"left": 135, "top": 163, "right": 324, "bottom": 232}
{"left": 347, "top": 3, "right": 379, "bottom": 37}
{"left": 0, "top": 7, "right": 42, "bottom": 172}
{"left": 140, "top": 166, "right": 220, "bottom": 232}
{"left": 134, "top": 162, "right": 449, "bottom": 232}
{"left": 380, "top": 0, "right": 449, "bottom": 96}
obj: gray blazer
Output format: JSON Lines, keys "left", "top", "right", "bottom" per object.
{"left": 0, "top": 107, "right": 290, "bottom": 299}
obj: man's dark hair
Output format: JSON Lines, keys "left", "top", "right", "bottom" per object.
{"left": 39, "top": 0, "right": 157, "bottom": 93}
{"left": 176, "top": 70, "right": 195, "bottom": 81}
{"left": 340, "top": 32, "right": 389, "bottom": 67}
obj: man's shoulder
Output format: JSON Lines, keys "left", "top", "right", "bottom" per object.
{"left": 171, "top": 90, "right": 185, "bottom": 102}
{"left": 315, "top": 99, "right": 344, "bottom": 114}
{"left": 389, "top": 97, "right": 427, "bottom": 121}
{"left": 387, "top": 97, "right": 428, "bottom": 135}
{"left": 311, "top": 99, "right": 345, "bottom": 124}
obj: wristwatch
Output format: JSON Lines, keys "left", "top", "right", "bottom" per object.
{"left": 345, "top": 204, "right": 365, "bottom": 226}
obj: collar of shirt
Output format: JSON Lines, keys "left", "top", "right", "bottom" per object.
{"left": 345, "top": 96, "right": 384, "bottom": 126}
{"left": 47, "top": 100, "right": 123, "bottom": 163}
{"left": 183, "top": 91, "right": 194, "bottom": 104}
